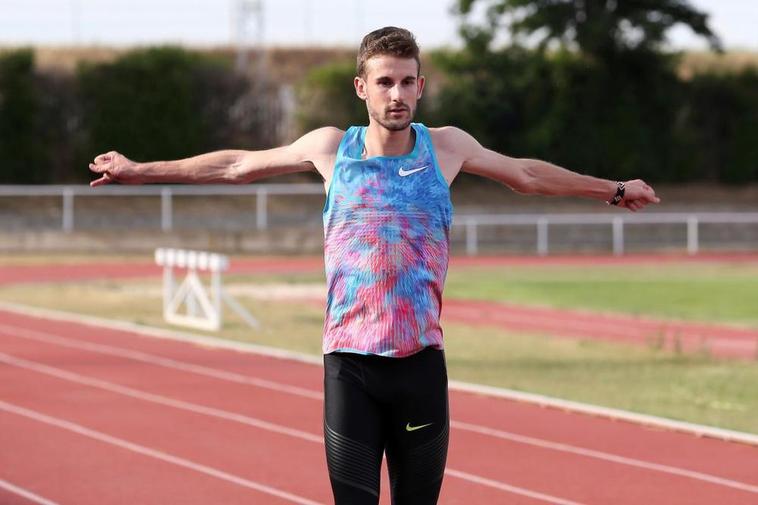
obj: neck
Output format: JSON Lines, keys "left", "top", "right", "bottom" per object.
{"left": 363, "top": 122, "right": 415, "bottom": 158}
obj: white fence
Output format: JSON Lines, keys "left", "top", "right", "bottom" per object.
{"left": 2, "top": 184, "right": 758, "bottom": 255}
{"left": 457, "top": 212, "right": 758, "bottom": 256}
{"left": 0, "top": 184, "right": 324, "bottom": 232}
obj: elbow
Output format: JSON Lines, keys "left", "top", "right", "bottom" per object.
{"left": 227, "top": 158, "right": 253, "bottom": 184}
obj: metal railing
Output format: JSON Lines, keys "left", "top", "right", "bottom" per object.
{"left": 456, "top": 212, "right": 758, "bottom": 256}
{"left": 2, "top": 185, "right": 758, "bottom": 255}
{"left": 0, "top": 184, "right": 324, "bottom": 232}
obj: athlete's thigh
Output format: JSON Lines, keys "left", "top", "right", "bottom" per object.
{"left": 323, "top": 353, "right": 386, "bottom": 505}
{"left": 384, "top": 349, "right": 450, "bottom": 505}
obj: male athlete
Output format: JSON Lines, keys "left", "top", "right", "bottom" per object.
{"left": 89, "top": 26, "right": 659, "bottom": 505}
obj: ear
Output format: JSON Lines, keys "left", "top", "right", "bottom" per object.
{"left": 417, "top": 75, "right": 426, "bottom": 100}
{"left": 354, "top": 76, "right": 367, "bottom": 101}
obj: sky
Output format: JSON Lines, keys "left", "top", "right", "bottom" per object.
{"left": 0, "top": 0, "right": 755, "bottom": 51}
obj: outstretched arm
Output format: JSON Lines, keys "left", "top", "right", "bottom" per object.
{"left": 435, "top": 127, "right": 660, "bottom": 211}
{"left": 88, "top": 127, "right": 344, "bottom": 187}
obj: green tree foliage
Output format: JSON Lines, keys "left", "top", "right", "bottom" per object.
{"left": 443, "top": 0, "right": 745, "bottom": 183}
{"left": 433, "top": 46, "right": 683, "bottom": 181}
{"left": 0, "top": 44, "right": 755, "bottom": 184}
{"left": 0, "top": 49, "right": 51, "bottom": 183}
{"left": 431, "top": 46, "right": 545, "bottom": 157}
{"left": 296, "top": 60, "right": 367, "bottom": 132}
{"left": 74, "top": 47, "right": 280, "bottom": 181}
{"left": 455, "top": 0, "right": 721, "bottom": 60}
{"left": 675, "top": 69, "right": 758, "bottom": 183}
{"left": 78, "top": 48, "right": 223, "bottom": 164}
{"left": 0, "top": 47, "right": 282, "bottom": 184}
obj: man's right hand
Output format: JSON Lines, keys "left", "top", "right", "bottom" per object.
{"left": 89, "top": 151, "right": 139, "bottom": 187}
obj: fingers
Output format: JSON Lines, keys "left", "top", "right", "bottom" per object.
{"left": 622, "top": 197, "right": 657, "bottom": 212}
{"left": 622, "top": 179, "right": 661, "bottom": 208}
{"left": 641, "top": 188, "right": 661, "bottom": 204}
{"left": 638, "top": 180, "right": 660, "bottom": 204}
{"left": 90, "top": 152, "right": 118, "bottom": 185}
{"left": 89, "top": 162, "right": 106, "bottom": 173}
{"left": 90, "top": 173, "right": 114, "bottom": 187}
{"left": 90, "top": 151, "right": 118, "bottom": 173}
{"left": 89, "top": 176, "right": 106, "bottom": 187}
{"left": 626, "top": 200, "right": 642, "bottom": 212}
{"left": 94, "top": 151, "right": 117, "bottom": 164}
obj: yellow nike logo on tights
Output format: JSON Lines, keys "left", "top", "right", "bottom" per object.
{"left": 406, "top": 422, "right": 433, "bottom": 432}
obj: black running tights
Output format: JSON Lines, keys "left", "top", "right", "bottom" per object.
{"left": 323, "top": 348, "right": 449, "bottom": 505}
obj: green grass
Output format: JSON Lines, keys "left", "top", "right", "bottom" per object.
{"left": 444, "top": 324, "right": 758, "bottom": 433}
{"left": 445, "top": 263, "right": 758, "bottom": 326}
{"left": 1, "top": 267, "right": 757, "bottom": 434}
{"left": 0, "top": 263, "right": 758, "bottom": 433}
{"left": 0, "top": 279, "right": 326, "bottom": 356}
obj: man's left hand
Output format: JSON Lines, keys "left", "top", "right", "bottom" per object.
{"left": 618, "top": 179, "right": 660, "bottom": 212}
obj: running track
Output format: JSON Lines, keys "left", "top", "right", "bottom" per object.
{"left": 1, "top": 306, "right": 758, "bottom": 504}
{"left": 3, "top": 254, "right": 756, "bottom": 359}
{"left": 1, "top": 254, "right": 758, "bottom": 503}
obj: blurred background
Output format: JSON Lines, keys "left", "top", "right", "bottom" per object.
{"left": 1, "top": 0, "right": 757, "bottom": 254}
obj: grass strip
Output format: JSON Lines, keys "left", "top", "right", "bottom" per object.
{"left": 1, "top": 277, "right": 756, "bottom": 434}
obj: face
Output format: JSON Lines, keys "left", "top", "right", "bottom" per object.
{"left": 354, "top": 56, "right": 425, "bottom": 131}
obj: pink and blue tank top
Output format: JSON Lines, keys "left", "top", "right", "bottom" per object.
{"left": 322, "top": 123, "right": 453, "bottom": 357}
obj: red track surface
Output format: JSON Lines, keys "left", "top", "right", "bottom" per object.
{"left": 3, "top": 252, "right": 758, "bottom": 285}
{"left": 1, "top": 254, "right": 758, "bottom": 503}
{"left": 1, "top": 308, "right": 758, "bottom": 504}
{"left": 4, "top": 253, "right": 756, "bottom": 359}
{"left": 442, "top": 300, "right": 758, "bottom": 359}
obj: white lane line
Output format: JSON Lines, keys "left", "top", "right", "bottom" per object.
{"left": 1, "top": 351, "right": 588, "bottom": 505}
{"left": 449, "top": 380, "right": 758, "bottom": 447}
{"left": 0, "top": 401, "right": 323, "bottom": 505}
{"left": 0, "top": 301, "right": 323, "bottom": 366}
{"left": 2, "top": 319, "right": 757, "bottom": 495}
{"left": 0, "top": 351, "right": 323, "bottom": 444}
{"left": 0, "top": 323, "right": 322, "bottom": 400}
{"left": 3, "top": 301, "right": 757, "bottom": 448}
{"left": 452, "top": 420, "right": 758, "bottom": 495}
{"left": 0, "top": 479, "right": 60, "bottom": 505}
{"left": 444, "top": 469, "right": 586, "bottom": 505}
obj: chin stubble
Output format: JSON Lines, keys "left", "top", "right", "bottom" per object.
{"left": 367, "top": 104, "right": 415, "bottom": 131}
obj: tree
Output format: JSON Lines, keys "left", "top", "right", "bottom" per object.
{"left": 455, "top": 0, "right": 721, "bottom": 60}
{"left": 77, "top": 47, "right": 276, "bottom": 172}
{"left": 0, "top": 49, "right": 51, "bottom": 183}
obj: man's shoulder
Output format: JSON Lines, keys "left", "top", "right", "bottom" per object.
{"left": 308, "top": 126, "right": 346, "bottom": 145}
{"left": 292, "top": 127, "right": 345, "bottom": 156}
{"left": 427, "top": 125, "right": 461, "bottom": 138}
{"left": 427, "top": 125, "right": 478, "bottom": 154}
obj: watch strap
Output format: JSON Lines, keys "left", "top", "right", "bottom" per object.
{"left": 607, "top": 181, "right": 625, "bottom": 206}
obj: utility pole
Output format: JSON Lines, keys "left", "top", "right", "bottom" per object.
{"left": 232, "top": 0, "right": 265, "bottom": 76}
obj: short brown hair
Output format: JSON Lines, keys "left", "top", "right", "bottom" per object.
{"left": 356, "top": 27, "right": 420, "bottom": 78}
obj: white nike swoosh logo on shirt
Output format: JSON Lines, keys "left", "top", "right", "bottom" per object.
{"left": 398, "top": 165, "right": 429, "bottom": 177}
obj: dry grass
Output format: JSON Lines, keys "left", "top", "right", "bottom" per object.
{"left": 13, "top": 46, "right": 756, "bottom": 82}
{"left": 679, "top": 50, "right": 758, "bottom": 79}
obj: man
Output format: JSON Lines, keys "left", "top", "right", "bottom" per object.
{"left": 90, "top": 26, "right": 659, "bottom": 505}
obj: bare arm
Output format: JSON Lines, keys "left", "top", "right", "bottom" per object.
{"left": 88, "top": 127, "right": 343, "bottom": 187}
{"left": 434, "top": 127, "right": 660, "bottom": 211}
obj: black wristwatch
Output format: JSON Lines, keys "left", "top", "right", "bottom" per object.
{"left": 607, "top": 181, "right": 625, "bottom": 206}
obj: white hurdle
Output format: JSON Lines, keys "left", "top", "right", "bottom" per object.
{"left": 154, "top": 248, "right": 259, "bottom": 331}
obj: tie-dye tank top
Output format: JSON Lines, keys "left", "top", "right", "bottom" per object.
{"left": 322, "top": 123, "right": 453, "bottom": 357}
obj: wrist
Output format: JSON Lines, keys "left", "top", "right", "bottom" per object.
{"left": 130, "top": 161, "right": 155, "bottom": 184}
{"left": 606, "top": 181, "right": 625, "bottom": 206}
